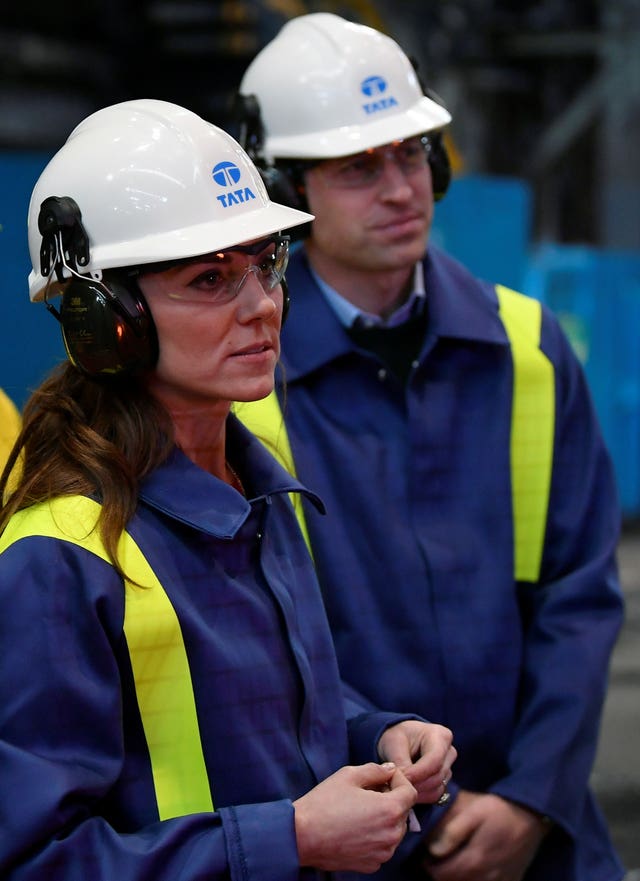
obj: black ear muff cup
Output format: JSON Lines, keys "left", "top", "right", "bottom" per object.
{"left": 60, "top": 274, "right": 158, "bottom": 377}
{"left": 280, "top": 276, "right": 291, "bottom": 326}
{"left": 427, "top": 131, "right": 452, "bottom": 201}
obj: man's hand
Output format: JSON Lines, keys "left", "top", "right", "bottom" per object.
{"left": 378, "top": 720, "right": 456, "bottom": 804}
{"left": 293, "top": 762, "right": 417, "bottom": 873}
{"left": 422, "top": 789, "right": 551, "bottom": 881}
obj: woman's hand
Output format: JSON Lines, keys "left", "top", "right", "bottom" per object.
{"left": 293, "top": 761, "right": 417, "bottom": 873}
{"left": 378, "top": 720, "right": 457, "bottom": 804}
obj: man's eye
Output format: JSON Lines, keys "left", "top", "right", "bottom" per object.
{"left": 257, "top": 254, "right": 276, "bottom": 274}
{"left": 342, "top": 159, "right": 370, "bottom": 176}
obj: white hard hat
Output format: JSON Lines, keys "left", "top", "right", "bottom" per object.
{"left": 28, "top": 98, "right": 314, "bottom": 301}
{"left": 239, "top": 13, "right": 452, "bottom": 161}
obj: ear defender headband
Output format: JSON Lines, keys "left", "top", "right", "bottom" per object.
{"left": 37, "top": 196, "right": 158, "bottom": 377}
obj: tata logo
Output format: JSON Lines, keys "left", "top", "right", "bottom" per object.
{"left": 212, "top": 161, "right": 257, "bottom": 208}
{"left": 361, "top": 76, "right": 387, "bottom": 97}
{"left": 212, "top": 161, "right": 242, "bottom": 186}
{"left": 360, "top": 75, "right": 399, "bottom": 115}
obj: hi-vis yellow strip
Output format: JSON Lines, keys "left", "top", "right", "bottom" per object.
{"left": 0, "top": 495, "right": 214, "bottom": 820}
{"left": 496, "top": 285, "right": 555, "bottom": 582}
{"left": 233, "top": 396, "right": 313, "bottom": 556}
{"left": 236, "top": 287, "right": 555, "bottom": 584}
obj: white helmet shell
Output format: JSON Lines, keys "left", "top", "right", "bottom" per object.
{"left": 239, "top": 13, "right": 452, "bottom": 160}
{"left": 28, "top": 98, "right": 314, "bottom": 301}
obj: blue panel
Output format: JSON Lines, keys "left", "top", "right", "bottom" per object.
{"left": 0, "top": 151, "right": 62, "bottom": 408}
{"left": 431, "top": 173, "right": 533, "bottom": 291}
{"left": 523, "top": 243, "right": 640, "bottom": 515}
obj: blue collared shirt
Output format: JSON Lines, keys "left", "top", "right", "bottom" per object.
{"left": 310, "top": 261, "right": 426, "bottom": 329}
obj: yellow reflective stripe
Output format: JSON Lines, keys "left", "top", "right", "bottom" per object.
{"left": 117, "top": 521, "right": 214, "bottom": 819}
{"left": 0, "top": 496, "right": 213, "bottom": 819}
{"left": 236, "top": 287, "right": 555, "bottom": 584}
{"left": 233, "top": 395, "right": 313, "bottom": 555}
{"left": 497, "top": 285, "right": 555, "bottom": 582}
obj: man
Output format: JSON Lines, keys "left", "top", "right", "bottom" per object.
{"left": 234, "top": 13, "right": 625, "bottom": 881}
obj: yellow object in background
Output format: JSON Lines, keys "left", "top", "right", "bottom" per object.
{"left": 0, "top": 388, "right": 21, "bottom": 469}
{"left": 443, "top": 129, "right": 464, "bottom": 175}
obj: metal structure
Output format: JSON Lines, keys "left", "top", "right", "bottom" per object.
{"left": 0, "top": 0, "right": 638, "bottom": 247}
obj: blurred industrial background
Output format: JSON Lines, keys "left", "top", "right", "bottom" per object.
{"left": 0, "top": 0, "right": 638, "bottom": 872}
{"left": 2, "top": 1, "right": 640, "bottom": 504}
{"left": 2, "top": 0, "right": 639, "bottom": 244}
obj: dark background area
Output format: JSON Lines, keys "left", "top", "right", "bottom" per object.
{"left": 1, "top": 0, "right": 639, "bottom": 250}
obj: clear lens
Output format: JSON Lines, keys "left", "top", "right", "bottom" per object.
{"left": 145, "top": 236, "right": 290, "bottom": 305}
{"left": 316, "top": 136, "right": 430, "bottom": 189}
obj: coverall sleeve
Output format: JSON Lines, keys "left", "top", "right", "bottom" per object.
{"left": 0, "top": 536, "right": 300, "bottom": 881}
{"left": 342, "top": 679, "right": 432, "bottom": 768}
{"left": 490, "top": 309, "right": 625, "bottom": 838}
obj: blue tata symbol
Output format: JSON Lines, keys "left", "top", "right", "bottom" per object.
{"left": 361, "top": 76, "right": 387, "bottom": 97}
{"left": 212, "top": 161, "right": 242, "bottom": 187}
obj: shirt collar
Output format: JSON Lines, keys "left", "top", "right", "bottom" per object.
{"left": 280, "top": 244, "right": 510, "bottom": 383}
{"left": 310, "top": 262, "right": 426, "bottom": 329}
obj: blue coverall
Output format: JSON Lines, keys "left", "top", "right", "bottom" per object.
{"left": 0, "top": 416, "right": 412, "bottom": 881}
{"left": 271, "top": 243, "right": 625, "bottom": 881}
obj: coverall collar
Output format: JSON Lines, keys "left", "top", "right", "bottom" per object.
{"left": 281, "top": 243, "right": 512, "bottom": 382}
{"left": 138, "top": 413, "right": 323, "bottom": 538}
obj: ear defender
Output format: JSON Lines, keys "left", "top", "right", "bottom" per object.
{"left": 280, "top": 276, "right": 291, "bottom": 326}
{"left": 37, "top": 196, "right": 159, "bottom": 377}
{"left": 60, "top": 273, "right": 158, "bottom": 377}
{"left": 232, "top": 93, "right": 311, "bottom": 226}
{"left": 408, "top": 61, "right": 452, "bottom": 202}
{"left": 425, "top": 130, "right": 452, "bottom": 202}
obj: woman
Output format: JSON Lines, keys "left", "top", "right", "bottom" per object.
{"left": 0, "top": 100, "right": 455, "bottom": 881}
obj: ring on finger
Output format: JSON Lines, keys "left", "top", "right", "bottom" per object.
{"left": 436, "top": 778, "right": 451, "bottom": 806}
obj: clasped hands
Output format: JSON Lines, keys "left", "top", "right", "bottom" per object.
{"left": 293, "top": 720, "right": 456, "bottom": 873}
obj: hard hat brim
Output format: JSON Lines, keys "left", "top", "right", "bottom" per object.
{"left": 264, "top": 97, "right": 452, "bottom": 160}
{"left": 29, "top": 200, "right": 314, "bottom": 302}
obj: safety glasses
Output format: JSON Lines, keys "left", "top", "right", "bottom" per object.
{"left": 313, "top": 136, "right": 431, "bottom": 190}
{"left": 136, "top": 235, "right": 290, "bottom": 305}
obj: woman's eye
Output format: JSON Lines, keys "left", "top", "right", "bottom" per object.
{"left": 193, "top": 269, "right": 224, "bottom": 289}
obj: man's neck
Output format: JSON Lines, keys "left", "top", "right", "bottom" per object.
{"left": 304, "top": 244, "right": 415, "bottom": 319}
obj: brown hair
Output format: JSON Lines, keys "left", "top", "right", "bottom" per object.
{"left": 0, "top": 362, "right": 174, "bottom": 577}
